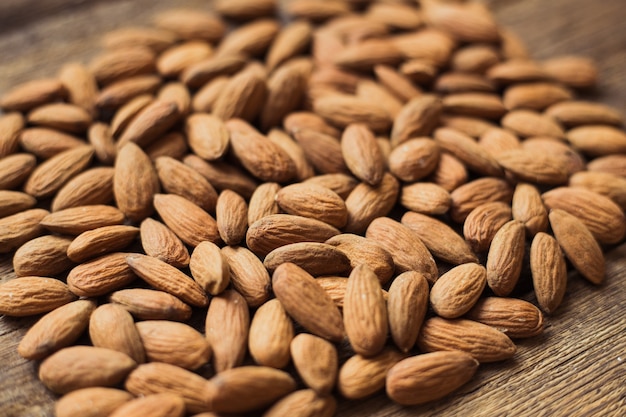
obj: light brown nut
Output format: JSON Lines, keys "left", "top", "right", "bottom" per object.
{"left": 0, "top": 112, "right": 24, "bottom": 158}
{"left": 304, "top": 173, "right": 359, "bottom": 200}
{"left": 521, "top": 137, "right": 585, "bottom": 176}
{"left": 335, "top": 39, "right": 403, "bottom": 71}
{"left": 313, "top": 94, "right": 391, "bottom": 133}
{"left": 417, "top": 317, "right": 517, "bottom": 363}
{"left": 109, "top": 393, "right": 186, "bottom": 417}
{"left": 511, "top": 183, "right": 549, "bottom": 236}
{"left": 221, "top": 245, "right": 271, "bottom": 308}
{"left": 248, "top": 299, "right": 294, "bottom": 369}
{"left": 283, "top": 111, "right": 340, "bottom": 139}
{"left": 400, "top": 182, "right": 451, "bottom": 215}
{"left": 478, "top": 127, "right": 521, "bottom": 158}
{"left": 0, "top": 190, "right": 36, "bottom": 218}
{"left": 486, "top": 220, "right": 526, "bottom": 296}
{"left": 185, "top": 113, "right": 230, "bottom": 161}
{"left": 463, "top": 201, "right": 512, "bottom": 253}
{"left": 183, "top": 56, "right": 246, "bottom": 90}
{"left": 110, "top": 288, "right": 191, "bottom": 322}
{"left": 325, "top": 233, "right": 395, "bottom": 284}
{"left": 54, "top": 387, "right": 133, "bottom": 417}
{"left": 365, "top": 217, "right": 437, "bottom": 283}
{"left": 569, "top": 171, "right": 626, "bottom": 210}
{"left": 116, "top": 99, "right": 180, "bottom": 149}
{"left": 145, "top": 132, "right": 188, "bottom": 161}
{"left": 189, "top": 241, "right": 230, "bottom": 295}
{"left": 13, "top": 235, "right": 73, "bottom": 277}
{"left": 266, "top": 20, "right": 313, "bottom": 71}
{"left": 0, "top": 208, "right": 50, "bottom": 253}
{"left": 67, "top": 252, "right": 137, "bottom": 297}
{"left": 430, "top": 263, "right": 487, "bottom": 319}
{"left": 155, "top": 156, "right": 218, "bottom": 213}
{"left": 439, "top": 115, "right": 496, "bottom": 138}
{"left": 390, "top": 29, "right": 456, "bottom": 68}
{"left": 96, "top": 75, "right": 161, "bottom": 110}
{"left": 102, "top": 26, "right": 176, "bottom": 52}
{"left": 126, "top": 253, "right": 209, "bottom": 308}
{"left": 263, "top": 389, "right": 336, "bottom": 417}
{"left": 587, "top": 154, "right": 626, "bottom": 177}
{"left": 341, "top": 123, "right": 385, "bottom": 186}
{"left": 247, "top": 182, "right": 281, "bottom": 225}
{"left": 290, "top": 333, "right": 338, "bottom": 395}
{"left": 443, "top": 92, "right": 506, "bottom": 119}
{"left": 89, "top": 47, "right": 156, "bottom": 85}
{"left": 356, "top": 79, "right": 403, "bottom": 119}
{"left": 542, "top": 186, "right": 626, "bottom": 245}
{"left": 401, "top": 211, "right": 478, "bottom": 265}
{"left": 212, "top": 66, "right": 268, "bottom": 122}
{"left": 18, "top": 299, "right": 96, "bottom": 360}
{"left": 501, "top": 109, "right": 565, "bottom": 138}
{"left": 337, "top": 348, "right": 407, "bottom": 400}
{"left": 153, "top": 193, "right": 221, "bottom": 247}
{"left": 451, "top": 44, "right": 500, "bottom": 74}
{"left": 503, "top": 82, "right": 572, "bottom": 111}
{"left": 434, "top": 127, "right": 503, "bottom": 177}
{"left": 429, "top": 152, "right": 468, "bottom": 192}
{"left": 286, "top": 0, "right": 350, "bottom": 22}
{"left": 276, "top": 183, "right": 347, "bottom": 228}
{"left": 215, "top": 190, "right": 249, "bottom": 246}
{"left": 157, "top": 41, "right": 213, "bottom": 78}
{"left": 39, "top": 346, "right": 137, "bottom": 394}
{"left": 19, "top": 128, "right": 85, "bottom": 159}
{"left": 272, "top": 263, "right": 344, "bottom": 342}
{"left": 67, "top": 225, "right": 139, "bottom": 263}
{"left": 387, "top": 271, "right": 429, "bottom": 353}
{"left": 0, "top": 277, "right": 76, "bottom": 317}
{"left": 423, "top": 1, "right": 500, "bottom": 43}
{"left": 264, "top": 242, "right": 351, "bottom": 277}
{"left": 566, "top": 125, "right": 626, "bottom": 156}
{"left": 23, "top": 145, "right": 94, "bottom": 199}
{"left": 154, "top": 9, "right": 225, "bottom": 42}
{"left": 449, "top": 177, "right": 513, "bottom": 223}
{"left": 542, "top": 55, "right": 598, "bottom": 89}
{"left": 530, "top": 232, "right": 568, "bottom": 314}
{"left": 0, "top": 78, "right": 66, "bottom": 112}
{"left": 158, "top": 82, "right": 191, "bottom": 116}
{"left": 206, "top": 290, "right": 250, "bottom": 373}
{"left": 215, "top": 19, "right": 279, "bottom": 58}
{"left": 435, "top": 72, "right": 496, "bottom": 94}
{"left": 386, "top": 351, "right": 479, "bottom": 406}
{"left": 57, "top": 63, "right": 97, "bottom": 117}
{"left": 140, "top": 218, "right": 190, "bottom": 268}
{"left": 389, "top": 138, "right": 440, "bottom": 182}
{"left": 343, "top": 265, "right": 388, "bottom": 357}
{"left": 52, "top": 167, "right": 115, "bottom": 212}
{"left": 88, "top": 123, "right": 117, "bottom": 165}
{"left": 391, "top": 95, "right": 442, "bottom": 147}
{"left": 27, "top": 103, "right": 92, "bottom": 133}
{"left": 40, "top": 205, "right": 125, "bottom": 235}
{"left": 89, "top": 303, "right": 146, "bottom": 364}
{"left": 208, "top": 366, "right": 296, "bottom": 414}
{"left": 344, "top": 173, "right": 400, "bottom": 234}
{"left": 267, "top": 129, "right": 315, "bottom": 181}
{"left": 549, "top": 209, "right": 605, "bottom": 285}
{"left": 466, "top": 297, "right": 544, "bottom": 339}
{"left": 545, "top": 100, "right": 623, "bottom": 127}
{"left": 487, "top": 59, "right": 548, "bottom": 85}
{"left": 292, "top": 128, "right": 350, "bottom": 175}
{"left": 183, "top": 151, "right": 257, "bottom": 199}
{"left": 114, "top": 143, "right": 159, "bottom": 223}
{"left": 125, "top": 362, "right": 214, "bottom": 414}
{"left": 137, "top": 320, "right": 211, "bottom": 370}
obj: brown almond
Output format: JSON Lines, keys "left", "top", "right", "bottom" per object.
{"left": 530, "top": 232, "right": 568, "bottom": 314}
{"left": 13, "top": 235, "right": 74, "bottom": 277}
{"left": 263, "top": 389, "right": 336, "bottom": 417}
{"left": 155, "top": 156, "right": 218, "bottom": 213}
{"left": 39, "top": 346, "right": 137, "bottom": 394}
{"left": 292, "top": 128, "right": 350, "bottom": 175}
{"left": 501, "top": 109, "right": 565, "bottom": 138}
{"left": 109, "top": 393, "right": 185, "bottom": 417}
{"left": 429, "top": 153, "right": 468, "bottom": 192}
{"left": 542, "top": 55, "right": 598, "bottom": 89}
{"left": 215, "top": 0, "right": 276, "bottom": 20}
{"left": 434, "top": 127, "right": 503, "bottom": 177}
{"left": 566, "top": 125, "right": 626, "bottom": 156}
{"left": 96, "top": 75, "right": 161, "bottom": 110}
{"left": 153, "top": 193, "right": 221, "bottom": 247}
{"left": 125, "top": 362, "right": 214, "bottom": 413}
{"left": 417, "top": 317, "right": 517, "bottom": 362}
{"left": 365, "top": 217, "right": 437, "bottom": 283}
{"left": 337, "top": 347, "right": 406, "bottom": 399}
{"left": 545, "top": 100, "right": 623, "bottom": 127}
{"left": 145, "top": 132, "right": 189, "bottom": 161}
{"left": 0, "top": 112, "right": 24, "bottom": 157}
{"left": 400, "top": 182, "right": 451, "bottom": 215}
{"left": 221, "top": 245, "right": 271, "bottom": 307}
{"left": 587, "top": 154, "right": 626, "bottom": 177}
{"left": 542, "top": 187, "right": 626, "bottom": 244}
{"left": 390, "top": 29, "right": 456, "bottom": 68}
{"left": 423, "top": 1, "right": 500, "bottom": 43}
{"left": 248, "top": 299, "right": 294, "bottom": 369}
{"left": 478, "top": 127, "right": 521, "bottom": 158}
{"left": 439, "top": 115, "right": 496, "bottom": 138}
{"left": 157, "top": 41, "right": 213, "bottom": 78}
{"left": 23, "top": 145, "right": 94, "bottom": 199}
{"left": 137, "top": 320, "right": 211, "bottom": 370}
{"left": 401, "top": 211, "right": 478, "bottom": 265}
{"left": 343, "top": 264, "right": 388, "bottom": 357}
{"left": 189, "top": 241, "right": 230, "bottom": 295}
{"left": 388, "top": 138, "right": 440, "bottom": 182}
{"left": 216, "top": 19, "right": 279, "bottom": 58}
{"left": 463, "top": 201, "right": 512, "bottom": 253}
{"left": 266, "top": 20, "right": 313, "bottom": 71}
{"left": 206, "top": 289, "right": 250, "bottom": 372}
{"left": 0, "top": 78, "right": 66, "bottom": 112}
{"left": 209, "top": 366, "right": 296, "bottom": 413}
{"left": 325, "top": 233, "right": 395, "bottom": 284}
{"left": 183, "top": 56, "right": 246, "bottom": 91}
{"left": 67, "top": 225, "right": 138, "bottom": 263}
{"left": 335, "top": 39, "right": 403, "bottom": 71}
{"left": 430, "top": 263, "right": 487, "bottom": 319}
{"left": 276, "top": 183, "right": 347, "bottom": 228}
{"left": 466, "top": 297, "right": 544, "bottom": 339}
{"left": 283, "top": 111, "right": 341, "bottom": 139}
{"left": 286, "top": 0, "right": 350, "bottom": 22}
{"left": 443, "top": 93, "right": 506, "bottom": 119}
{"left": 102, "top": 26, "right": 176, "bottom": 52}
{"left": 451, "top": 44, "right": 500, "bottom": 73}
{"left": 55, "top": 387, "right": 133, "bottom": 417}
{"left": 89, "top": 303, "right": 146, "bottom": 364}
{"left": 272, "top": 263, "right": 344, "bottom": 342}
{"left": 126, "top": 253, "right": 209, "bottom": 307}
{"left": 88, "top": 122, "right": 117, "bottom": 165}
{"left": 290, "top": 333, "right": 338, "bottom": 395}
{"left": 157, "top": 82, "right": 191, "bottom": 116}
{"left": 264, "top": 242, "right": 351, "bottom": 276}
{"left": 435, "top": 72, "right": 497, "bottom": 94}
{"left": 0, "top": 190, "right": 36, "bottom": 218}
{"left": 247, "top": 182, "right": 281, "bottom": 225}
{"left": 449, "top": 177, "right": 513, "bottom": 223}
{"left": 89, "top": 47, "right": 156, "bottom": 85}
{"left": 0, "top": 208, "right": 50, "bottom": 253}
{"left": 67, "top": 252, "right": 137, "bottom": 297}
{"left": 511, "top": 183, "right": 549, "bottom": 236}
{"left": 154, "top": 9, "right": 225, "bottom": 42}
{"left": 487, "top": 59, "right": 548, "bottom": 84}
{"left": 344, "top": 173, "right": 400, "bottom": 234}
{"left": 570, "top": 171, "right": 626, "bottom": 210}
{"left": 391, "top": 95, "right": 442, "bottom": 147}
{"left": 304, "top": 173, "right": 359, "bottom": 200}
{"left": 41, "top": 205, "right": 125, "bottom": 235}
{"left": 0, "top": 277, "right": 76, "bottom": 317}
{"left": 213, "top": 66, "right": 268, "bottom": 122}
{"left": 27, "top": 103, "right": 92, "bottom": 133}
{"left": 313, "top": 94, "right": 391, "bottom": 133}
{"left": 110, "top": 95, "right": 154, "bottom": 137}
{"left": 215, "top": 189, "right": 248, "bottom": 246}
{"left": 386, "top": 351, "right": 479, "bottom": 406}
{"left": 503, "top": 82, "right": 572, "bottom": 110}
{"left": 549, "top": 209, "right": 605, "bottom": 285}
{"left": 52, "top": 167, "right": 115, "bottom": 212}
{"left": 267, "top": 129, "right": 315, "bottom": 181}
{"left": 114, "top": 143, "right": 159, "bottom": 223}
{"left": 387, "top": 271, "right": 429, "bottom": 353}
{"left": 140, "top": 218, "right": 190, "bottom": 268}
{"left": 486, "top": 220, "right": 526, "bottom": 296}
{"left": 110, "top": 288, "right": 191, "bottom": 322}
{"left": 117, "top": 99, "right": 180, "bottom": 149}
{"left": 185, "top": 113, "right": 230, "bottom": 161}
{"left": 184, "top": 155, "right": 258, "bottom": 199}
{"left": 18, "top": 299, "right": 96, "bottom": 360}
{"left": 19, "top": 127, "right": 86, "bottom": 159}
{"left": 356, "top": 79, "right": 403, "bottom": 119}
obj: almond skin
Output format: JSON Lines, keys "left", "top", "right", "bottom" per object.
{"left": 462, "top": 201, "right": 512, "bottom": 253}
{"left": 108, "top": 393, "right": 186, "bottom": 417}
{"left": 325, "top": 233, "right": 395, "bottom": 284}
{"left": 40, "top": 205, "right": 125, "bottom": 235}
{"left": 189, "top": 241, "right": 230, "bottom": 295}
{"left": 466, "top": 297, "right": 544, "bottom": 339}
{"left": 155, "top": 156, "right": 218, "bottom": 213}
{"left": 387, "top": 271, "right": 430, "bottom": 353}
{"left": 430, "top": 263, "right": 487, "bottom": 319}
{"left": 486, "top": 220, "right": 526, "bottom": 296}
{"left": 140, "top": 218, "right": 190, "bottom": 268}
{"left": 341, "top": 124, "right": 385, "bottom": 186}
{"left": 386, "top": 351, "right": 479, "bottom": 406}
{"left": 109, "top": 288, "right": 192, "bottom": 322}
{"left": 67, "top": 225, "right": 139, "bottom": 263}
{"left": 276, "top": 183, "right": 348, "bottom": 229}
{"left": 264, "top": 242, "right": 351, "bottom": 277}
{"left": 290, "top": 333, "right": 338, "bottom": 395}
{"left": 39, "top": 346, "right": 137, "bottom": 394}
{"left": 272, "top": 263, "right": 344, "bottom": 342}
{"left": 0, "top": 153, "right": 36, "bottom": 190}
{"left": 67, "top": 252, "right": 137, "bottom": 297}
{"left": 0, "top": 190, "right": 36, "bottom": 218}
{"left": 248, "top": 299, "right": 294, "bottom": 369}
{"left": 344, "top": 173, "right": 400, "bottom": 234}
{"left": 89, "top": 303, "right": 146, "bottom": 364}
{"left": 0, "top": 277, "right": 77, "bottom": 317}
{"left": 263, "top": 389, "right": 336, "bottom": 417}
{"left": 51, "top": 167, "right": 115, "bottom": 212}
{"left": 216, "top": 189, "right": 248, "bottom": 245}
{"left": 13, "top": 235, "right": 74, "bottom": 277}
{"left": 54, "top": 387, "right": 134, "bottom": 417}
{"left": 221, "top": 245, "right": 271, "bottom": 308}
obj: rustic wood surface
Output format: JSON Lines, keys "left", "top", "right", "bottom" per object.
{"left": 1, "top": 0, "right": 625, "bottom": 416}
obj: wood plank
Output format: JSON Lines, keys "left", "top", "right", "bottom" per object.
{"left": 1, "top": 1, "right": 625, "bottom": 416}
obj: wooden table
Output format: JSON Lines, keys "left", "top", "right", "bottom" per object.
{"left": 1, "top": 1, "right": 625, "bottom": 416}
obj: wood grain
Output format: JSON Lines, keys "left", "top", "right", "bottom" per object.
{"left": 1, "top": 1, "right": 625, "bottom": 416}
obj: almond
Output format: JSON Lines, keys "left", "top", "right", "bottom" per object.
{"left": 155, "top": 156, "right": 218, "bottom": 213}
{"left": 304, "top": 173, "right": 359, "bottom": 200}
{"left": 503, "top": 82, "right": 572, "bottom": 110}
{"left": 344, "top": 173, "right": 400, "bottom": 234}
{"left": 325, "top": 233, "right": 395, "bottom": 284}
{"left": 140, "top": 218, "right": 190, "bottom": 268}
{"left": 216, "top": 189, "right": 248, "bottom": 245}
{"left": 156, "top": 41, "right": 213, "bottom": 78}
{"left": 545, "top": 100, "right": 623, "bottom": 127}
{"left": 400, "top": 182, "right": 451, "bottom": 215}
{"left": 248, "top": 299, "right": 294, "bottom": 369}
{"left": 337, "top": 348, "right": 406, "bottom": 399}
{"left": 0, "top": 190, "right": 36, "bottom": 218}
{"left": 0, "top": 277, "right": 77, "bottom": 317}
{"left": 434, "top": 127, "right": 503, "bottom": 177}
{"left": 109, "top": 393, "right": 186, "bottom": 417}
{"left": 388, "top": 138, "right": 440, "bottom": 182}
{"left": 40, "top": 205, "right": 125, "bottom": 235}
{"left": 486, "top": 220, "right": 526, "bottom": 296}
{"left": 89, "top": 47, "right": 156, "bottom": 85}
{"left": 54, "top": 387, "right": 133, "bottom": 417}
{"left": 462, "top": 201, "right": 512, "bottom": 253}
{"left": 267, "top": 129, "right": 316, "bottom": 181}
{"left": 430, "top": 263, "right": 487, "bottom": 319}
{"left": 276, "top": 183, "right": 347, "bottom": 229}
{"left": 290, "top": 333, "right": 338, "bottom": 395}
{"left": 116, "top": 100, "right": 180, "bottom": 149}
{"left": 465, "top": 297, "right": 544, "bottom": 338}
{"left": 27, "top": 103, "right": 92, "bottom": 133}
{"left": 96, "top": 75, "right": 161, "bottom": 110}
{"left": 530, "top": 232, "right": 568, "bottom": 314}
{"left": 248, "top": 182, "right": 281, "bottom": 225}
{"left": 189, "top": 241, "right": 230, "bottom": 295}
{"left": 501, "top": 109, "right": 565, "bottom": 138}
{"left": 264, "top": 242, "right": 351, "bottom": 276}
{"left": 313, "top": 94, "right": 391, "bottom": 133}
{"left": 569, "top": 171, "right": 626, "bottom": 210}
{"left": 263, "top": 389, "right": 336, "bottom": 417}
{"left": 391, "top": 95, "right": 442, "bottom": 147}
{"left": 89, "top": 303, "right": 146, "bottom": 364}
{"left": 266, "top": 21, "right": 313, "bottom": 71}
{"left": 109, "top": 288, "right": 191, "bottom": 322}
{"left": 212, "top": 66, "right": 268, "bottom": 122}
{"left": 19, "top": 127, "right": 85, "bottom": 159}
{"left": 511, "top": 182, "right": 549, "bottom": 236}
{"left": 13, "top": 235, "right": 74, "bottom": 277}
{"left": 387, "top": 271, "right": 429, "bottom": 353}
{"left": 67, "top": 252, "right": 137, "bottom": 297}
{"left": 566, "top": 125, "right": 626, "bottom": 156}
{"left": 221, "top": 245, "right": 271, "bottom": 307}
{"left": 67, "top": 225, "right": 139, "bottom": 263}
{"left": 449, "top": 177, "right": 513, "bottom": 223}
{"left": 0, "top": 112, "right": 24, "bottom": 157}
{"left": 185, "top": 113, "right": 230, "bottom": 161}
{"left": 0, "top": 78, "right": 66, "bottom": 112}
{"left": 51, "top": 167, "right": 115, "bottom": 212}
{"left": 291, "top": 128, "right": 350, "bottom": 175}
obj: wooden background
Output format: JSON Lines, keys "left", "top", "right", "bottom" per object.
{"left": 1, "top": 0, "right": 625, "bottom": 416}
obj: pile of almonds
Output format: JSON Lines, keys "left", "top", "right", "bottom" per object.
{"left": 1, "top": 0, "right": 626, "bottom": 415}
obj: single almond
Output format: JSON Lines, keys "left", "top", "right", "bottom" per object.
{"left": 140, "top": 218, "right": 190, "bottom": 268}
{"left": 0, "top": 112, "right": 24, "bottom": 157}
{"left": 216, "top": 189, "right": 248, "bottom": 245}
{"left": 27, "top": 103, "right": 92, "bottom": 133}
{"left": 145, "top": 132, "right": 189, "bottom": 161}
{"left": 569, "top": 171, "right": 626, "bottom": 210}
{"left": 290, "top": 333, "right": 338, "bottom": 395}
{"left": 89, "top": 47, "right": 156, "bottom": 85}
{"left": 155, "top": 156, "right": 218, "bottom": 213}
{"left": 566, "top": 125, "right": 626, "bottom": 156}
{"left": 434, "top": 127, "right": 503, "bottom": 177}
{"left": 0, "top": 277, "right": 76, "bottom": 317}
{"left": 325, "top": 233, "right": 395, "bottom": 284}
{"left": 54, "top": 387, "right": 133, "bottom": 417}
{"left": 157, "top": 40, "right": 213, "bottom": 78}
{"left": 0, "top": 78, "right": 66, "bottom": 112}
{"left": 391, "top": 95, "right": 442, "bottom": 147}
{"left": 40, "top": 205, "right": 125, "bottom": 235}
{"left": 313, "top": 94, "right": 391, "bottom": 133}
{"left": 264, "top": 242, "right": 351, "bottom": 277}
{"left": 89, "top": 303, "right": 146, "bottom": 364}
{"left": 486, "top": 220, "right": 526, "bottom": 296}
{"left": 545, "top": 100, "right": 623, "bottom": 127}
{"left": 19, "top": 127, "right": 86, "bottom": 159}
{"left": 183, "top": 154, "right": 258, "bottom": 199}
{"left": 276, "top": 183, "right": 347, "bottom": 229}
{"left": 430, "top": 263, "right": 487, "bottom": 319}
{"left": 189, "top": 241, "right": 230, "bottom": 295}
{"left": 0, "top": 190, "right": 36, "bottom": 218}
{"left": 292, "top": 128, "right": 350, "bottom": 175}
{"left": 466, "top": 297, "right": 544, "bottom": 338}
{"left": 267, "top": 129, "right": 316, "bottom": 181}
{"left": 463, "top": 201, "right": 512, "bottom": 253}
{"left": 13, "top": 235, "right": 74, "bottom": 277}
{"left": 511, "top": 182, "right": 549, "bottom": 236}
{"left": 387, "top": 271, "right": 429, "bottom": 353}
{"left": 501, "top": 109, "right": 565, "bottom": 138}
{"left": 503, "top": 82, "right": 572, "bottom": 110}
{"left": 304, "top": 173, "right": 359, "bottom": 200}
{"left": 389, "top": 138, "right": 440, "bottom": 182}
{"left": 429, "top": 153, "right": 468, "bottom": 192}
{"left": 263, "top": 389, "right": 336, "bottom": 417}
{"left": 67, "top": 252, "right": 137, "bottom": 297}
{"left": 248, "top": 299, "right": 294, "bottom": 369}
{"left": 88, "top": 122, "right": 117, "bottom": 165}
{"left": 221, "top": 245, "right": 271, "bottom": 307}
{"left": 116, "top": 99, "right": 180, "bottom": 149}
{"left": 110, "top": 288, "right": 191, "bottom": 322}
{"left": 51, "top": 167, "right": 115, "bottom": 212}
{"left": 266, "top": 20, "right": 313, "bottom": 71}
{"left": 185, "top": 113, "right": 230, "bottom": 161}
{"left": 344, "top": 173, "right": 400, "bottom": 234}
{"left": 109, "top": 393, "right": 185, "bottom": 417}
{"left": 154, "top": 9, "right": 226, "bottom": 42}
{"left": 400, "top": 182, "right": 451, "bottom": 215}
{"left": 96, "top": 75, "right": 161, "bottom": 110}
{"left": 530, "top": 232, "right": 568, "bottom": 314}
{"left": 542, "top": 55, "right": 598, "bottom": 89}
{"left": 67, "top": 225, "right": 139, "bottom": 263}
{"left": 449, "top": 177, "right": 513, "bottom": 223}
{"left": 212, "top": 66, "right": 268, "bottom": 122}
